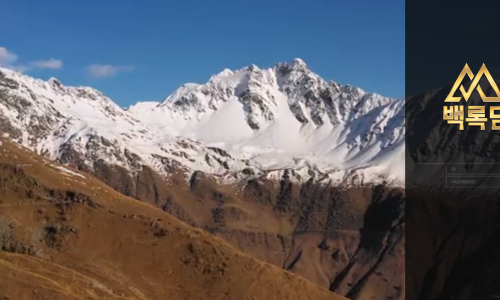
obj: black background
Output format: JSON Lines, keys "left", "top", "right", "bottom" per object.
{"left": 406, "top": 1, "right": 500, "bottom": 96}
{"left": 406, "top": 1, "right": 500, "bottom": 299}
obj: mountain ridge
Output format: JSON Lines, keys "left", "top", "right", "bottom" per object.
{"left": 0, "top": 58, "right": 405, "bottom": 187}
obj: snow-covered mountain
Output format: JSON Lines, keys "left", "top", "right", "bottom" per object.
{"left": 0, "top": 59, "right": 405, "bottom": 186}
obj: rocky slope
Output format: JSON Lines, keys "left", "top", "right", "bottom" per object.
{"left": 0, "top": 136, "right": 348, "bottom": 300}
{"left": 0, "top": 60, "right": 405, "bottom": 300}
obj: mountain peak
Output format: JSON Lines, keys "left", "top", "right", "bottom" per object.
{"left": 0, "top": 58, "right": 405, "bottom": 187}
{"left": 244, "top": 64, "right": 260, "bottom": 72}
{"left": 209, "top": 68, "right": 234, "bottom": 83}
{"left": 273, "top": 58, "right": 310, "bottom": 76}
{"left": 291, "top": 58, "right": 307, "bottom": 68}
{"left": 48, "top": 77, "right": 63, "bottom": 89}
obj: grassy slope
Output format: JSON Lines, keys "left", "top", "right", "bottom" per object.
{"left": 0, "top": 136, "right": 347, "bottom": 300}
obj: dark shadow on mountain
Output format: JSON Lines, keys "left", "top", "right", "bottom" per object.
{"left": 406, "top": 75, "right": 500, "bottom": 300}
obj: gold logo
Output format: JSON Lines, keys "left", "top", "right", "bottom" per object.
{"left": 444, "top": 64, "right": 500, "bottom": 130}
{"left": 445, "top": 63, "right": 500, "bottom": 102}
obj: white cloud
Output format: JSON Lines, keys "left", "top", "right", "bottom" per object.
{"left": 86, "top": 64, "right": 135, "bottom": 78}
{"left": 30, "top": 59, "right": 63, "bottom": 69}
{"left": 0, "top": 47, "right": 19, "bottom": 66}
{"left": 0, "top": 46, "right": 63, "bottom": 73}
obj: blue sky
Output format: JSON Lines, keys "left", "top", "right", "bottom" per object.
{"left": 0, "top": 0, "right": 404, "bottom": 107}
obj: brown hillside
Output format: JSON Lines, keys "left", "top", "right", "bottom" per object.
{"left": 0, "top": 137, "right": 347, "bottom": 300}
{"left": 71, "top": 152, "right": 405, "bottom": 300}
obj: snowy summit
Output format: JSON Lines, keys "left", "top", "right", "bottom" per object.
{"left": 0, "top": 59, "right": 405, "bottom": 186}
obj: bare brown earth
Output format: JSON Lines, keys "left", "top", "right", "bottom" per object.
{"left": 0, "top": 137, "right": 347, "bottom": 300}
{"left": 57, "top": 146, "right": 406, "bottom": 300}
